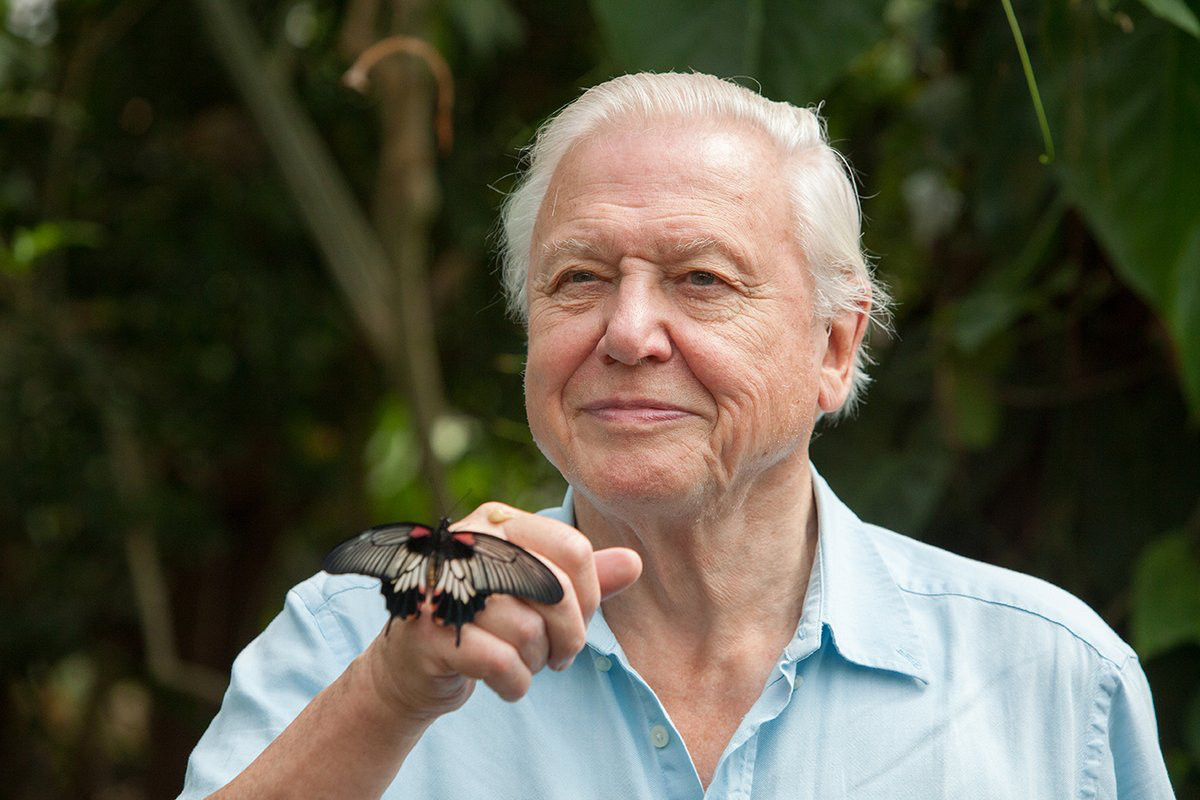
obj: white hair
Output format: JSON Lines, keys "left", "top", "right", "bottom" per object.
{"left": 498, "top": 72, "right": 890, "bottom": 416}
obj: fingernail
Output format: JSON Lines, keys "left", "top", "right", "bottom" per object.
{"left": 488, "top": 507, "right": 514, "bottom": 524}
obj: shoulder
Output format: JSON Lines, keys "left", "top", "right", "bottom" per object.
{"left": 278, "top": 571, "right": 388, "bottom": 662}
{"left": 292, "top": 569, "right": 382, "bottom": 613}
{"left": 863, "top": 522, "right": 1135, "bottom": 669}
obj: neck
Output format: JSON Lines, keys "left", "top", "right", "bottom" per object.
{"left": 576, "top": 459, "right": 818, "bottom": 660}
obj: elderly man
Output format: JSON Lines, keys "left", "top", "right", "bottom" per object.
{"left": 180, "top": 73, "right": 1173, "bottom": 799}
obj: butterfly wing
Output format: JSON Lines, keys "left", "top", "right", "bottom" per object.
{"left": 430, "top": 532, "right": 565, "bottom": 644}
{"left": 322, "top": 523, "right": 436, "bottom": 623}
{"left": 322, "top": 522, "right": 566, "bottom": 646}
{"left": 462, "top": 532, "right": 565, "bottom": 605}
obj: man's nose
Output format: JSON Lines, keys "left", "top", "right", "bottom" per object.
{"left": 596, "top": 276, "right": 673, "bottom": 365}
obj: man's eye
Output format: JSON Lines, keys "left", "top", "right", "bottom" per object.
{"left": 687, "top": 271, "right": 719, "bottom": 286}
{"left": 567, "top": 270, "right": 597, "bottom": 284}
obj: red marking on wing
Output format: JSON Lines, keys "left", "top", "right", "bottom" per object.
{"left": 409, "top": 526, "right": 434, "bottom": 538}
{"left": 451, "top": 532, "right": 477, "bottom": 546}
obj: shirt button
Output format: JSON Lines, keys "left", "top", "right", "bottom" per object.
{"left": 650, "top": 724, "right": 670, "bottom": 748}
{"left": 593, "top": 655, "right": 612, "bottom": 672}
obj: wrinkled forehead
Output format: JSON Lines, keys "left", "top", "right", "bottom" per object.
{"left": 530, "top": 118, "right": 792, "bottom": 239}
{"left": 557, "top": 113, "right": 786, "bottom": 179}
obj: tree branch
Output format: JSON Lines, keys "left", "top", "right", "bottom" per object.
{"left": 192, "top": 0, "right": 450, "bottom": 510}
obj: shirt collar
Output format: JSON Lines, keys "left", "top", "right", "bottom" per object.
{"left": 805, "top": 468, "right": 930, "bottom": 683}
{"left": 550, "top": 473, "right": 930, "bottom": 683}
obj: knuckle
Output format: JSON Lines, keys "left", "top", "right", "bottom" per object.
{"left": 499, "top": 671, "right": 532, "bottom": 702}
{"left": 559, "top": 533, "right": 594, "bottom": 570}
{"left": 560, "top": 625, "right": 587, "bottom": 657}
{"left": 514, "top": 613, "right": 544, "bottom": 648}
{"left": 481, "top": 646, "right": 519, "bottom": 681}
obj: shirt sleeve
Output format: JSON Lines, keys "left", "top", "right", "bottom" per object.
{"left": 1087, "top": 656, "right": 1176, "bottom": 800}
{"left": 176, "top": 582, "right": 360, "bottom": 799}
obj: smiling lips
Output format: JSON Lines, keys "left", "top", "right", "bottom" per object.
{"left": 580, "top": 398, "right": 692, "bottom": 424}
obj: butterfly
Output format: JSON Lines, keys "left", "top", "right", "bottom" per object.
{"left": 322, "top": 518, "right": 564, "bottom": 645}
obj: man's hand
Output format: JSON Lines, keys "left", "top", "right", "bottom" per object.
{"left": 361, "top": 502, "right": 642, "bottom": 723}
{"left": 210, "top": 504, "right": 640, "bottom": 799}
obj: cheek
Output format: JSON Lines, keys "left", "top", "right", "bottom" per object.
{"left": 524, "top": 318, "right": 598, "bottom": 411}
{"left": 685, "top": 311, "right": 823, "bottom": 434}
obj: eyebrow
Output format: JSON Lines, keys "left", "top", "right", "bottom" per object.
{"left": 537, "top": 237, "right": 597, "bottom": 264}
{"left": 537, "top": 236, "right": 740, "bottom": 267}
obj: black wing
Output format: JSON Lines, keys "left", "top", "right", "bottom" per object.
{"left": 432, "top": 532, "right": 564, "bottom": 642}
{"left": 322, "top": 523, "right": 435, "bottom": 624}
{"left": 432, "top": 532, "right": 563, "bottom": 609}
{"left": 462, "top": 532, "right": 564, "bottom": 605}
{"left": 322, "top": 523, "right": 564, "bottom": 645}
{"left": 321, "top": 522, "right": 432, "bottom": 579}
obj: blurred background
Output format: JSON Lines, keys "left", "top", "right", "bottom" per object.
{"left": 2, "top": 0, "right": 1198, "bottom": 796}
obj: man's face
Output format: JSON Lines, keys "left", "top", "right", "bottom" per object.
{"left": 524, "top": 120, "right": 845, "bottom": 512}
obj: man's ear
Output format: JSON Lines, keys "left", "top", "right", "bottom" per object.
{"left": 817, "top": 303, "right": 869, "bottom": 413}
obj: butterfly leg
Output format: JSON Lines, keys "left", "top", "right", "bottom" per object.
{"left": 433, "top": 592, "right": 489, "bottom": 647}
{"left": 380, "top": 585, "right": 424, "bottom": 635}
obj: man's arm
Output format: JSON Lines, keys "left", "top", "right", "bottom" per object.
{"left": 196, "top": 504, "right": 641, "bottom": 799}
{"left": 207, "top": 636, "right": 433, "bottom": 799}
{"left": 1101, "top": 656, "right": 1176, "bottom": 799}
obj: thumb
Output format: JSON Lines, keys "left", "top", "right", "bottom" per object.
{"left": 594, "top": 547, "right": 642, "bottom": 600}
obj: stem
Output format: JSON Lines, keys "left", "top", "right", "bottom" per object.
{"left": 344, "top": 35, "right": 455, "bottom": 154}
{"left": 999, "top": 0, "right": 1055, "bottom": 164}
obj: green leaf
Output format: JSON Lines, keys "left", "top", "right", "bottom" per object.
{"left": 948, "top": 366, "right": 1001, "bottom": 449}
{"left": 947, "top": 196, "right": 1067, "bottom": 353}
{"left": 948, "top": 288, "right": 1025, "bottom": 354}
{"left": 364, "top": 395, "right": 422, "bottom": 519}
{"left": 814, "top": 408, "right": 951, "bottom": 536}
{"left": 1131, "top": 531, "right": 1200, "bottom": 660}
{"left": 1046, "top": 10, "right": 1200, "bottom": 413}
{"left": 5, "top": 220, "right": 104, "bottom": 272}
{"left": 588, "top": 0, "right": 888, "bottom": 103}
{"left": 445, "top": 0, "right": 525, "bottom": 57}
{"left": 1138, "top": 0, "right": 1200, "bottom": 38}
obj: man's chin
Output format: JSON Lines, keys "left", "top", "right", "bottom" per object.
{"left": 571, "top": 463, "right": 709, "bottom": 514}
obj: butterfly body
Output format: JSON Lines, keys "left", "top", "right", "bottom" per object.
{"left": 322, "top": 517, "right": 563, "bottom": 645}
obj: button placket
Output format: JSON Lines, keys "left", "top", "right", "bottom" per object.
{"left": 649, "top": 724, "right": 670, "bottom": 748}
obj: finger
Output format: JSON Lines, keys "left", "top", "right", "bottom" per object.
{"left": 477, "top": 550, "right": 585, "bottom": 671}
{"left": 471, "top": 595, "right": 551, "bottom": 673}
{"left": 516, "top": 546, "right": 641, "bottom": 667}
{"left": 368, "top": 617, "right": 476, "bottom": 719}
{"left": 456, "top": 502, "right": 601, "bottom": 618}
{"left": 434, "top": 621, "right": 533, "bottom": 703}
{"left": 453, "top": 503, "right": 594, "bottom": 669}
{"left": 595, "top": 547, "right": 642, "bottom": 599}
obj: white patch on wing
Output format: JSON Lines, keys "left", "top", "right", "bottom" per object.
{"left": 435, "top": 558, "right": 477, "bottom": 604}
{"left": 391, "top": 549, "right": 428, "bottom": 593}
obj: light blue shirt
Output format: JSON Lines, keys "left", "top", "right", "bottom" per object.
{"left": 180, "top": 470, "right": 1174, "bottom": 799}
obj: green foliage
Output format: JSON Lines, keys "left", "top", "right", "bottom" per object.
{"left": 2, "top": 0, "right": 1198, "bottom": 796}
{"left": 591, "top": 0, "right": 887, "bottom": 103}
{"left": 1137, "top": 0, "right": 1200, "bottom": 37}
{"left": 1133, "top": 531, "right": 1200, "bottom": 660}
{"left": 1045, "top": 6, "right": 1200, "bottom": 412}
{"left": 0, "top": 220, "right": 103, "bottom": 273}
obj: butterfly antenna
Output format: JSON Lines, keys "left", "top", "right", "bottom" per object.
{"left": 449, "top": 488, "right": 474, "bottom": 519}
